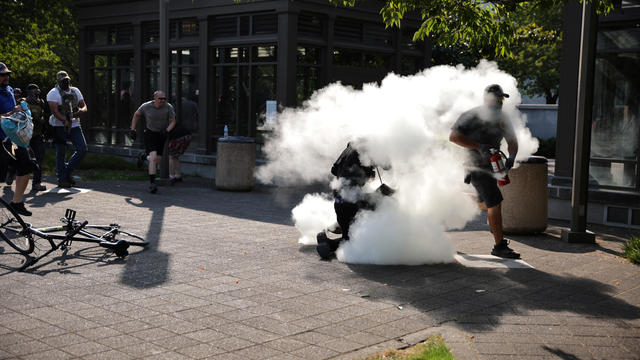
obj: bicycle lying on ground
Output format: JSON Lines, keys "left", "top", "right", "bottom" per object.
{"left": 0, "top": 198, "right": 148, "bottom": 271}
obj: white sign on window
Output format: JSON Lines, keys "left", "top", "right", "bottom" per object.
{"left": 265, "top": 100, "right": 277, "bottom": 128}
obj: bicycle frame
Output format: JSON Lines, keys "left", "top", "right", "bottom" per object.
{"left": 6, "top": 209, "right": 142, "bottom": 271}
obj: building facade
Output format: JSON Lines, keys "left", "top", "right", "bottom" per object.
{"left": 554, "top": 1, "right": 640, "bottom": 228}
{"left": 75, "top": 0, "right": 429, "bottom": 157}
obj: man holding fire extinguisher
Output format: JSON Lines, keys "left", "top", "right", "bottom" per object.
{"left": 449, "top": 84, "right": 520, "bottom": 259}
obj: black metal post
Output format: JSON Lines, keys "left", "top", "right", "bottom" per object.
{"left": 561, "top": 0, "right": 597, "bottom": 243}
{"left": 159, "top": 0, "right": 170, "bottom": 180}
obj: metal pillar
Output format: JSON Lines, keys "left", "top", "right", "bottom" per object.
{"left": 159, "top": 0, "right": 169, "bottom": 179}
{"left": 561, "top": 0, "right": 597, "bottom": 243}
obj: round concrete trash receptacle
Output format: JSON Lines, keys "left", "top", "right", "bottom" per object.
{"left": 501, "top": 156, "right": 548, "bottom": 234}
{"left": 215, "top": 136, "right": 256, "bottom": 191}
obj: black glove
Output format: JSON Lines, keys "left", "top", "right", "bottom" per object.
{"left": 129, "top": 129, "right": 137, "bottom": 141}
{"left": 505, "top": 154, "right": 516, "bottom": 171}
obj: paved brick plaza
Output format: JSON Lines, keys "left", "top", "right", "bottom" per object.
{"left": 0, "top": 179, "right": 638, "bottom": 359}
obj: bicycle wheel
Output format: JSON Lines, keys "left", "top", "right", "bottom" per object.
{"left": 114, "top": 229, "right": 148, "bottom": 247}
{"left": 0, "top": 199, "right": 34, "bottom": 254}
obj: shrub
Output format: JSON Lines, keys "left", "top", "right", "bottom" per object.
{"left": 623, "top": 235, "right": 640, "bottom": 265}
{"left": 534, "top": 137, "right": 556, "bottom": 159}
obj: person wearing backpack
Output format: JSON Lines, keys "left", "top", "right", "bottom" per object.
{"left": 0, "top": 62, "right": 36, "bottom": 216}
{"left": 25, "top": 84, "right": 47, "bottom": 192}
{"left": 46, "top": 71, "right": 88, "bottom": 188}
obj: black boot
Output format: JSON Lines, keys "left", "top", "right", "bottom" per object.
{"left": 10, "top": 202, "right": 32, "bottom": 216}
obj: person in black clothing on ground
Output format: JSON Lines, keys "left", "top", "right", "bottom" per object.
{"left": 449, "top": 84, "right": 520, "bottom": 259}
{"left": 317, "top": 142, "right": 394, "bottom": 260}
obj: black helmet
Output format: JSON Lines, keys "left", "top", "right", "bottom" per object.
{"left": 484, "top": 84, "right": 509, "bottom": 98}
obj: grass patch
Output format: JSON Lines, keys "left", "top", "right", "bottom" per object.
{"left": 623, "top": 234, "right": 640, "bottom": 264}
{"left": 42, "top": 150, "right": 147, "bottom": 181}
{"left": 364, "top": 335, "right": 455, "bottom": 360}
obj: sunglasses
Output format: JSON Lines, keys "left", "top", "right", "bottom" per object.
{"left": 157, "top": 97, "right": 166, "bottom": 100}
{"left": 0, "top": 73, "right": 9, "bottom": 77}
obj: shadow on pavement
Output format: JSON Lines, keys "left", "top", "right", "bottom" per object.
{"left": 340, "top": 262, "right": 639, "bottom": 332}
{"left": 120, "top": 196, "right": 170, "bottom": 289}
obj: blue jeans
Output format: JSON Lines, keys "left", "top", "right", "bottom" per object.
{"left": 54, "top": 126, "right": 87, "bottom": 182}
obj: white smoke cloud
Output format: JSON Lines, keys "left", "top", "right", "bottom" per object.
{"left": 260, "top": 61, "right": 539, "bottom": 265}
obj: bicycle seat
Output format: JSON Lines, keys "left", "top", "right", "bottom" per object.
{"left": 99, "top": 239, "right": 129, "bottom": 258}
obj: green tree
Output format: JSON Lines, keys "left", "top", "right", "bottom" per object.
{"left": 333, "top": 0, "right": 612, "bottom": 59}
{"left": 497, "top": 2, "right": 564, "bottom": 103}
{"left": 0, "top": 0, "right": 78, "bottom": 91}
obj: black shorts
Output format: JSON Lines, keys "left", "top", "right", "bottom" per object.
{"left": 144, "top": 129, "right": 167, "bottom": 156}
{"left": 1, "top": 140, "right": 36, "bottom": 177}
{"left": 469, "top": 171, "right": 503, "bottom": 208}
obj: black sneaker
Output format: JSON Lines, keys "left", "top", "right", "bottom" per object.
{"left": 67, "top": 175, "right": 76, "bottom": 186}
{"left": 32, "top": 183, "right": 46, "bottom": 192}
{"left": 57, "top": 180, "right": 72, "bottom": 188}
{"left": 170, "top": 177, "right": 178, "bottom": 186}
{"left": 492, "top": 239, "right": 521, "bottom": 259}
{"left": 10, "top": 202, "right": 32, "bottom": 216}
{"left": 148, "top": 184, "right": 158, "bottom": 194}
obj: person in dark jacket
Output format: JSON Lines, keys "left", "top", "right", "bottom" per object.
{"left": 317, "top": 142, "right": 394, "bottom": 260}
{"left": 25, "top": 84, "right": 47, "bottom": 192}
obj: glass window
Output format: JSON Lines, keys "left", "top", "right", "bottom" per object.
{"left": 598, "top": 28, "right": 640, "bottom": 52}
{"left": 298, "top": 12, "right": 324, "bottom": 37}
{"left": 91, "top": 28, "right": 108, "bottom": 45}
{"left": 253, "top": 45, "right": 277, "bottom": 62}
{"left": 180, "top": 19, "right": 199, "bottom": 37}
{"left": 89, "top": 53, "right": 135, "bottom": 146}
{"left": 297, "top": 46, "right": 320, "bottom": 65}
{"left": 364, "top": 53, "right": 391, "bottom": 69}
{"left": 240, "top": 16, "right": 250, "bottom": 36}
{"left": 143, "top": 21, "right": 159, "bottom": 43}
{"left": 253, "top": 14, "right": 277, "bottom": 35}
{"left": 213, "top": 45, "right": 277, "bottom": 139}
{"left": 170, "top": 48, "right": 200, "bottom": 150}
{"left": 401, "top": 56, "right": 424, "bottom": 74}
{"left": 333, "top": 48, "right": 361, "bottom": 67}
{"left": 590, "top": 52, "right": 640, "bottom": 188}
{"left": 211, "top": 16, "right": 237, "bottom": 38}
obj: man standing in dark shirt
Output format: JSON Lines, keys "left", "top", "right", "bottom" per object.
{"left": 449, "top": 84, "right": 520, "bottom": 258}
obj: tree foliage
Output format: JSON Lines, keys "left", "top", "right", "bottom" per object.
{"left": 332, "top": 1, "right": 612, "bottom": 56}
{"left": 332, "top": 0, "right": 613, "bottom": 103}
{"left": 497, "top": 2, "right": 564, "bottom": 103}
{"left": 0, "top": 0, "right": 78, "bottom": 91}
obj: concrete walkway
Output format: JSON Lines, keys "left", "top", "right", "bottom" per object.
{"left": 0, "top": 179, "right": 638, "bottom": 360}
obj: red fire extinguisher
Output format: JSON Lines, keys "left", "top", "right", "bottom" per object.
{"left": 489, "top": 148, "right": 510, "bottom": 186}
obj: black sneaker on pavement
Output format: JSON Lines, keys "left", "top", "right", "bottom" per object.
{"left": 10, "top": 202, "right": 32, "bottom": 216}
{"left": 32, "top": 183, "right": 46, "bottom": 192}
{"left": 492, "top": 239, "right": 521, "bottom": 259}
{"left": 148, "top": 184, "right": 158, "bottom": 194}
{"left": 57, "top": 180, "right": 72, "bottom": 188}
{"left": 67, "top": 175, "right": 76, "bottom": 186}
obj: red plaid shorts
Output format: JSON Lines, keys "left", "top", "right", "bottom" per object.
{"left": 168, "top": 134, "right": 192, "bottom": 157}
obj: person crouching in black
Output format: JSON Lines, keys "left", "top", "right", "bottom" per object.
{"left": 317, "top": 142, "right": 394, "bottom": 260}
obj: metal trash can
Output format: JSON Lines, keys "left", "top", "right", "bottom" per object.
{"left": 215, "top": 136, "right": 256, "bottom": 191}
{"left": 501, "top": 156, "right": 548, "bottom": 234}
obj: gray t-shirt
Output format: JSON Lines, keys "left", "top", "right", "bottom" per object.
{"left": 137, "top": 101, "right": 175, "bottom": 132}
{"left": 452, "top": 105, "right": 516, "bottom": 170}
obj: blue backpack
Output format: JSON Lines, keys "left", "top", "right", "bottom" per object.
{"left": 1, "top": 111, "right": 33, "bottom": 147}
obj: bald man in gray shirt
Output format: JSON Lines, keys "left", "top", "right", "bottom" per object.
{"left": 130, "top": 90, "right": 176, "bottom": 193}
